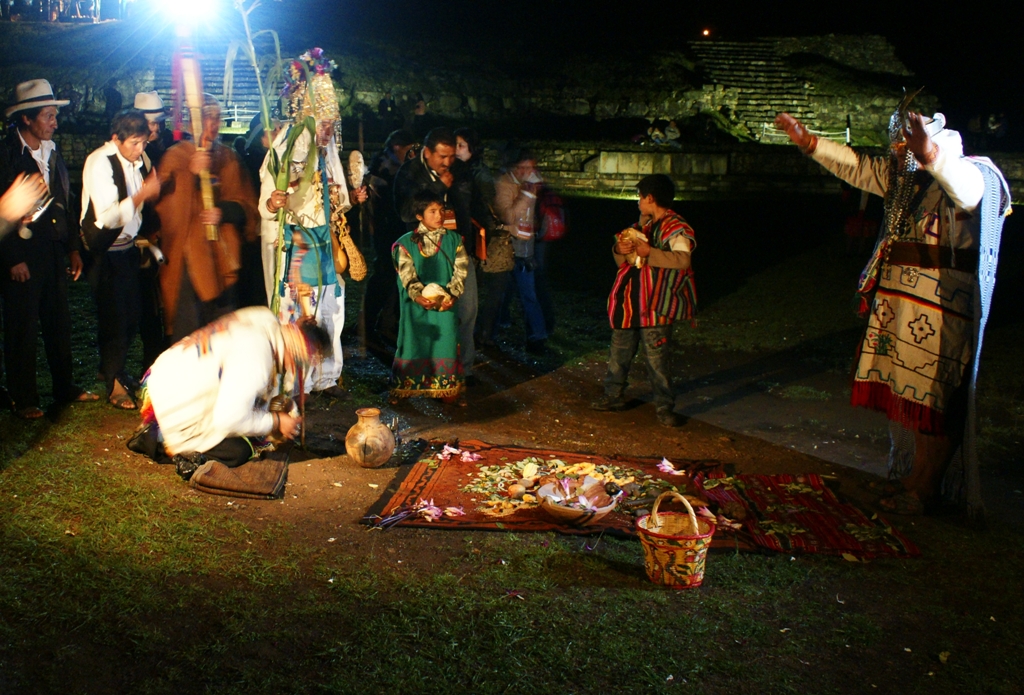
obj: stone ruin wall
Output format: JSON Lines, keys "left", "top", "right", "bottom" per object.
{"left": 18, "top": 33, "right": 1020, "bottom": 202}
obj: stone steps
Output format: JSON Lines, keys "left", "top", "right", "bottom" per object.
{"left": 688, "top": 39, "right": 823, "bottom": 134}
{"left": 151, "top": 52, "right": 264, "bottom": 127}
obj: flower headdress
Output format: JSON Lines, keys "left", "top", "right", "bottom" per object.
{"left": 283, "top": 47, "right": 340, "bottom": 123}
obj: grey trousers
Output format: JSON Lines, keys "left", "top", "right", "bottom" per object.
{"left": 457, "top": 261, "right": 479, "bottom": 376}
{"left": 603, "top": 325, "right": 675, "bottom": 409}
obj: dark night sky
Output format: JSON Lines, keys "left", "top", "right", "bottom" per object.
{"left": 251, "top": 0, "right": 1023, "bottom": 129}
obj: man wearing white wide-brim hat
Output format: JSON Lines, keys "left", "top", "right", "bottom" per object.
{"left": 134, "top": 91, "right": 173, "bottom": 168}
{"left": 1, "top": 79, "right": 99, "bottom": 419}
{"left": 133, "top": 90, "right": 174, "bottom": 370}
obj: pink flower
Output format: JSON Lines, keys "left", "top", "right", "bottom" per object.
{"left": 657, "top": 457, "right": 684, "bottom": 476}
{"left": 576, "top": 495, "right": 599, "bottom": 512}
{"left": 460, "top": 450, "right": 481, "bottom": 462}
{"left": 415, "top": 498, "right": 442, "bottom": 521}
{"left": 443, "top": 506, "right": 465, "bottom": 517}
{"left": 310, "top": 47, "right": 324, "bottom": 59}
{"left": 717, "top": 514, "right": 743, "bottom": 530}
{"left": 436, "top": 444, "right": 462, "bottom": 462}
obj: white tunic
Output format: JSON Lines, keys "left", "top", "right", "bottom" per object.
{"left": 145, "top": 307, "right": 287, "bottom": 455}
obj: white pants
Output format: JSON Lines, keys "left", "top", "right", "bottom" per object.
{"left": 264, "top": 235, "right": 345, "bottom": 393}
{"left": 262, "top": 239, "right": 277, "bottom": 308}
{"left": 306, "top": 282, "right": 345, "bottom": 392}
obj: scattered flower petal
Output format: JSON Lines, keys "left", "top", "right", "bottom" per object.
{"left": 657, "top": 457, "right": 684, "bottom": 475}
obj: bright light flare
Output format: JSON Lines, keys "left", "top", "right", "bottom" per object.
{"left": 178, "top": 0, "right": 219, "bottom": 21}
{"left": 146, "top": 0, "right": 221, "bottom": 24}
{"left": 702, "top": 29, "right": 711, "bottom": 37}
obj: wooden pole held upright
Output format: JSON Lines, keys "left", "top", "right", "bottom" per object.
{"left": 180, "top": 53, "right": 219, "bottom": 242}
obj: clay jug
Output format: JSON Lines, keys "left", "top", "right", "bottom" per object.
{"left": 345, "top": 408, "right": 396, "bottom": 468}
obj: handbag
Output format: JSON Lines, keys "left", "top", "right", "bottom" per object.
{"left": 481, "top": 225, "right": 514, "bottom": 273}
{"left": 537, "top": 188, "right": 566, "bottom": 242}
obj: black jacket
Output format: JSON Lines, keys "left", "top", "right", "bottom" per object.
{"left": 393, "top": 152, "right": 474, "bottom": 256}
{"left": 0, "top": 127, "right": 79, "bottom": 271}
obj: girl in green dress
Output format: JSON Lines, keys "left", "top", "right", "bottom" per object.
{"left": 390, "top": 191, "right": 469, "bottom": 402}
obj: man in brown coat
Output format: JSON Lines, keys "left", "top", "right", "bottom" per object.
{"left": 153, "top": 95, "right": 258, "bottom": 342}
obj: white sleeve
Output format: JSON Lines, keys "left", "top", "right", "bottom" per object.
{"left": 325, "top": 139, "right": 352, "bottom": 214}
{"left": 925, "top": 137, "right": 985, "bottom": 212}
{"left": 81, "top": 151, "right": 137, "bottom": 229}
{"left": 208, "top": 346, "right": 276, "bottom": 438}
{"left": 258, "top": 149, "right": 278, "bottom": 222}
{"left": 810, "top": 138, "right": 889, "bottom": 198}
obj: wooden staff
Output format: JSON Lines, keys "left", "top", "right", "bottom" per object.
{"left": 179, "top": 52, "right": 219, "bottom": 242}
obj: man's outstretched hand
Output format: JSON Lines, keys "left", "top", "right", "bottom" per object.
{"left": 774, "top": 113, "right": 817, "bottom": 153}
{"left": 902, "top": 112, "right": 939, "bottom": 166}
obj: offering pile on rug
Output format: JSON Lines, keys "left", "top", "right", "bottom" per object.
{"left": 365, "top": 441, "right": 920, "bottom": 559}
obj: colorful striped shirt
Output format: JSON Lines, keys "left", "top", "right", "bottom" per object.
{"left": 607, "top": 211, "right": 697, "bottom": 329}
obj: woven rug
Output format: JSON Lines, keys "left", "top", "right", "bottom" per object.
{"left": 699, "top": 472, "right": 919, "bottom": 558}
{"left": 366, "top": 441, "right": 920, "bottom": 559}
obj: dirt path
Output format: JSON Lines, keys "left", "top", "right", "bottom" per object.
{"left": 96, "top": 336, "right": 1022, "bottom": 568}
{"left": 165, "top": 343, "right": 903, "bottom": 565}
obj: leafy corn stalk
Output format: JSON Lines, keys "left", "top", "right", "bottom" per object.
{"left": 227, "top": 0, "right": 316, "bottom": 316}
{"left": 268, "top": 117, "right": 317, "bottom": 315}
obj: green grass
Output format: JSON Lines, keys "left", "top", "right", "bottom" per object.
{"left": 2, "top": 237, "right": 1023, "bottom": 693}
{"left": 1, "top": 433, "right": 1022, "bottom": 694}
{"left": 674, "top": 244, "right": 865, "bottom": 356}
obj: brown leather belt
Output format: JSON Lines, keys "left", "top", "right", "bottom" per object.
{"left": 887, "top": 242, "right": 977, "bottom": 269}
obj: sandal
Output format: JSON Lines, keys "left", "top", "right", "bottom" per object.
{"left": 865, "top": 479, "right": 905, "bottom": 496}
{"left": 16, "top": 406, "right": 44, "bottom": 420}
{"left": 312, "top": 385, "right": 349, "bottom": 400}
{"left": 70, "top": 389, "right": 100, "bottom": 403}
{"left": 109, "top": 393, "right": 137, "bottom": 410}
{"left": 108, "top": 379, "right": 137, "bottom": 410}
{"left": 877, "top": 492, "right": 925, "bottom": 516}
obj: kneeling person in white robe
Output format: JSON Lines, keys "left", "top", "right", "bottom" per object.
{"left": 134, "top": 306, "right": 330, "bottom": 477}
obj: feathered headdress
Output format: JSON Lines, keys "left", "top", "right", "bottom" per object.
{"left": 283, "top": 47, "right": 340, "bottom": 122}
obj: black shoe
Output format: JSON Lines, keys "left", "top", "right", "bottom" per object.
{"left": 655, "top": 405, "right": 680, "bottom": 428}
{"left": 172, "top": 452, "right": 205, "bottom": 481}
{"left": 590, "top": 394, "right": 628, "bottom": 411}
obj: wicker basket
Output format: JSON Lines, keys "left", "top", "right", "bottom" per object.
{"left": 340, "top": 230, "right": 367, "bottom": 281}
{"left": 635, "top": 490, "right": 715, "bottom": 589}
